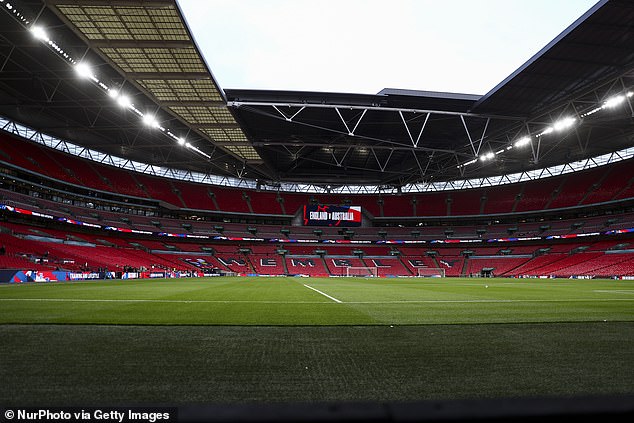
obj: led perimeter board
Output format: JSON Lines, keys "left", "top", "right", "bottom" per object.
{"left": 303, "top": 205, "right": 362, "bottom": 227}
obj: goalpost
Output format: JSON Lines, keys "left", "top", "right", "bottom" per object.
{"left": 415, "top": 267, "right": 446, "bottom": 278}
{"left": 346, "top": 266, "right": 379, "bottom": 278}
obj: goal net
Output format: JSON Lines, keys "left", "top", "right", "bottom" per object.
{"left": 346, "top": 266, "right": 378, "bottom": 278}
{"left": 416, "top": 267, "right": 445, "bottom": 278}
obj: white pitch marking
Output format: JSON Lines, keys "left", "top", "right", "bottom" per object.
{"left": 0, "top": 298, "right": 328, "bottom": 304}
{"left": 344, "top": 298, "right": 634, "bottom": 304}
{"left": 302, "top": 284, "right": 343, "bottom": 303}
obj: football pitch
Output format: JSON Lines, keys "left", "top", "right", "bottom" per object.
{"left": 1, "top": 276, "right": 633, "bottom": 405}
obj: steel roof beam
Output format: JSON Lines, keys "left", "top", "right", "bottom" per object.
{"left": 251, "top": 141, "right": 465, "bottom": 156}
{"left": 229, "top": 100, "right": 525, "bottom": 121}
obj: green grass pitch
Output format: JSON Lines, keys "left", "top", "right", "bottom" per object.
{"left": 0, "top": 276, "right": 633, "bottom": 405}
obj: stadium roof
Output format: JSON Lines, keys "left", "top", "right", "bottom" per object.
{"left": 0, "top": 0, "right": 633, "bottom": 189}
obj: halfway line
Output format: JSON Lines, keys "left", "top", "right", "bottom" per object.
{"left": 302, "top": 284, "right": 343, "bottom": 303}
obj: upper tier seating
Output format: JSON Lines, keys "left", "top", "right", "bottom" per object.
{"left": 548, "top": 169, "right": 604, "bottom": 209}
{"left": 514, "top": 176, "right": 563, "bottom": 212}
{"left": 248, "top": 191, "right": 284, "bottom": 215}
{"left": 2, "top": 132, "right": 634, "bottom": 218}
{"left": 384, "top": 195, "right": 417, "bottom": 217}
{"left": 581, "top": 160, "right": 631, "bottom": 205}
{"left": 482, "top": 185, "right": 521, "bottom": 215}
{"left": 450, "top": 189, "right": 485, "bottom": 216}
{"left": 134, "top": 173, "right": 184, "bottom": 207}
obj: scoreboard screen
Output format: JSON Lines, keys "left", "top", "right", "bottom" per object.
{"left": 302, "top": 205, "right": 362, "bottom": 227}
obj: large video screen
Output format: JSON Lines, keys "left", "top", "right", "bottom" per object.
{"left": 302, "top": 205, "right": 362, "bottom": 227}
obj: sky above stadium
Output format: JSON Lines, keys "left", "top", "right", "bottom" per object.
{"left": 178, "top": 0, "right": 599, "bottom": 96}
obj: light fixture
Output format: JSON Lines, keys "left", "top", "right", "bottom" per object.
{"left": 116, "top": 94, "right": 131, "bottom": 109}
{"left": 16, "top": 8, "right": 215, "bottom": 161}
{"left": 552, "top": 116, "right": 576, "bottom": 132}
{"left": 480, "top": 152, "right": 495, "bottom": 162}
{"left": 603, "top": 94, "right": 626, "bottom": 109}
{"left": 457, "top": 158, "right": 478, "bottom": 168}
{"left": 30, "top": 26, "right": 48, "bottom": 41}
{"left": 514, "top": 137, "right": 531, "bottom": 147}
{"left": 74, "top": 62, "right": 94, "bottom": 80}
{"left": 142, "top": 114, "right": 159, "bottom": 128}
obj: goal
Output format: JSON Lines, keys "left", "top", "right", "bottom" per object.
{"left": 346, "top": 266, "right": 379, "bottom": 278}
{"left": 415, "top": 267, "right": 445, "bottom": 278}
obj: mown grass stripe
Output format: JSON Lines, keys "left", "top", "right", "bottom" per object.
{"left": 1, "top": 297, "right": 633, "bottom": 304}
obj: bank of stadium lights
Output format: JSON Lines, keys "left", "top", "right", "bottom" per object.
{"left": 581, "top": 92, "right": 633, "bottom": 118}
{"left": 479, "top": 152, "right": 495, "bottom": 162}
{"left": 459, "top": 90, "right": 632, "bottom": 169}
{"left": 74, "top": 62, "right": 98, "bottom": 82}
{"left": 24, "top": 21, "right": 211, "bottom": 159}
{"left": 459, "top": 116, "right": 580, "bottom": 169}
{"left": 552, "top": 116, "right": 577, "bottom": 132}
{"left": 30, "top": 25, "right": 47, "bottom": 41}
{"left": 1, "top": 0, "right": 30, "bottom": 25}
{"left": 142, "top": 114, "right": 160, "bottom": 129}
{"left": 514, "top": 137, "right": 531, "bottom": 148}
{"left": 30, "top": 26, "right": 74, "bottom": 64}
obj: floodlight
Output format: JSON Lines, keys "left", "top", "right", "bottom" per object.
{"left": 552, "top": 117, "right": 576, "bottom": 132}
{"left": 142, "top": 114, "right": 159, "bottom": 128}
{"left": 603, "top": 95, "right": 625, "bottom": 109}
{"left": 108, "top": 89, "right": 119, "bottom": 99}
{"left": 480, "top": 152, "right": 495, "bottom": 161}
{"left": 514, "top": 137, "right": 531, "bottom": 147}
{"left": 177, "top": 137, "right": 186, "bottom": 146}
{"left": 30, "top": 26, "right": 48, "bottom": 41}
{"left": 581, "top": 106, "right": 602, "bottom": 118}
{"left": 116, "top": 94, "right": 131, "bottom": 109}
{"left": 74, "top": 62, "right": 94, "bottom": 79}
{"left": 458, "top": 158, "right": 478, "bottom": 168}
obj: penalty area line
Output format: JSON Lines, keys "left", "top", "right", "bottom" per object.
{"left": 302, "top": 284, "right": 343, "bottom": 303}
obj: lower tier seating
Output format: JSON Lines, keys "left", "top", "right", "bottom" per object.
{"left": 2, "top": 220, "right": 634, "bottom": 278}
